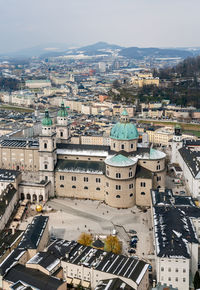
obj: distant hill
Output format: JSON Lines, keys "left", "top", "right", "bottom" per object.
{"left": 74, "top": 42, "right": 123, "bottom": 56}
{"left": 79, "top": 41, "right": 122, "bottom": 51}
{"left": 0, "top": 43, "right": 70, "bottom": 58}
{"left": 119, "top": 47, "right": 195, "bottom": 59}
{"left": 2, "top": 41, "right": 200, "bottom": 60}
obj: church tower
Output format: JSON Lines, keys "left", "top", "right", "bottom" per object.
{"left": 39, "top": 109, "right": 57, "bottom": 197}
{"left": 56, "top": 102, "right": 70, "bottom": 143}
{"left": 171, "top": 124, "right": 183, "bottom": 164}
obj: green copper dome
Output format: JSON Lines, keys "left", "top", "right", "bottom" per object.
{"left": 42, "top": 109, "right": 53, "bottom": 126}
{"left": 121, "top": 108, "right": 129, "bottom": 116}
{"left": 110, "top": 122, "right": 139, "bottom": 140}
{"left": 175, "top": 124, "right": 181, "bottom": 129}
{"left": 58, "top": 102, "right": 68, "bottom": 117}
{"left": 105, "top": 154, "right": 137, "bottom": 167}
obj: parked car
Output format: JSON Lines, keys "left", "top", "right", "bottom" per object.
{"left": 130, "top": 238, "right": 138, "bottom": 244}
{"left": 180, "top": 190, "right": 185, "bottom": 194}
{"left": 148, "top": 265, "right": 152, "bottom": 272}
{"left": 130, "top": 241, "right": 137, "bottom": 248}
{"left": 128, "top": 249, "right": 136, "bottom": 254}
{"left": 129, "top": 229, "right": 137, "bottom": 234}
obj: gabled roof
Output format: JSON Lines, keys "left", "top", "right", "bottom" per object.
{"left": 151, "top": 189, "right": 200, "bottom": 259}
{"left": 18, "top": 216, "right": 48, "bottom": 250}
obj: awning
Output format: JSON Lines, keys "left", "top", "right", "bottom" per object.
{"left": 82, "top": 280, "right": 90, "bottom": 288}
{"left": 66, "top": 277, "right": 73, "bottom": 284}
{"left": 73, "top": 278, "right": 81, "bottom": 286}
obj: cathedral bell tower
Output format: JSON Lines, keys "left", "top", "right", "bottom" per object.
{"left": 56, "top": 101, "right": 70, "bottom": 143}
{"left": 171, "top": 124, "right": 183, "bottom": 164}
{"left": 39, "top": 109, "right": 57, "bottom": 197}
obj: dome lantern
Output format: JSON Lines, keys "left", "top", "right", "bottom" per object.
{"left": 120, "top": 108, "right": 129, "bottom": 123}
{"left": 42, "top": 109, "right": 53, "bottom": 127}
{"left": 57, "top": 101, "right": 68, "bottom": 118}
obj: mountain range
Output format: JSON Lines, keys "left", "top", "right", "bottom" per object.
{"left": 1, "top": 41, "right": 200, "bottom": 60}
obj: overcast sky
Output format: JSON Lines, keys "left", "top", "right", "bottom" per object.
{"left": 0, "top": 0, "right": 200, "bottom": 53}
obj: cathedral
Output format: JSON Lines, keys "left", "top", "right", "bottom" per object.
{"left": 0, "top": 103, "right": 166, "bottom": 208}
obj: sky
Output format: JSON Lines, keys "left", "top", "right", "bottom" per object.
{"left": 0, "top": 0, "right": 200, "bottom": 53}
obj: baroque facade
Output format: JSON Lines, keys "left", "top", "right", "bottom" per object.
{"left": 0, "top": 104, "right": 166, "bottom": 208}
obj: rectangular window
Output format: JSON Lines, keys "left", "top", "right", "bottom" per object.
{"left": 116, "top": 185, "right": 121, "bottom": 190}
{"left": 129, "top": 171, "right": 133, "bottom": 177}
{"left": 72, "top": 176, "right": 76, "bottom": 181}
{"left": 116, "top": 173, "right": 121, "bottom": 178}
{"left": 60, "top": 175, "right": 64, "bottom": 180}
{"left": 84, "top": 177, "right": 88, "bottom": 182}
{"left": 106, "top": 182, "right": 109, "bottom": 187}
{"left": 96, "top": 178, "right": 101, "bottom": 183}
{"left": 141, "top": 182, "right": 146, "bottom": 187}
{"left": 157, "top": 176, "right": 161, "bottom": 181}
{"left": 157, "top": 165, "right": 161, "bottom": 170}
{"left": 131, "top": 144, "right": 133, "bottom": 149}
{"left": 129, "top": 184, "right": 133, "bottom": 189}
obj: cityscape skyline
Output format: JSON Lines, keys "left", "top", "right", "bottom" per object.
{"left": 1, "top": 0, "right": 200, "bottom": 54}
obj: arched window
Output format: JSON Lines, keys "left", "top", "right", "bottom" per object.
{"left": 39, "top": 195, "right": 43, "bottom": 202}
{"left": 44, "top": 143, "right": 47, "bottom": 149}
{"left": 116, "top": 195, "right": 121, "bottom": 198}
{"left": 60, "top": 184, "right": 64, "bottom": 188}
{"left": 121, "top": 144, "right": 124, "bottom": 150}
{"left": 33, "top": 194, "right": 37, "bottom": 201}
{"left": 141, "top": 192, "right": 145, "bottom": 195}
{"left": 72, "top": 185, "right": 76, "bottom": 189}
{"left": 44, "top": 164, "right": 48, "bottom": 170}
{"left": 27, "top": 194, "right": 31, "bottom": 200}
{"left": 84, "top": 186, "right": 88, "bottom": 190}
{"left": 60, "top": 132, "right": 63, "bottom": 137}
{"left": 96, "top": 187, "right": 100, "bottom": 191}
{"left": 130, "top": 193, "right": 133, "bottom": 197}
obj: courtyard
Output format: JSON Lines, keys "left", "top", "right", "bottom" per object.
{"left": 19, "top": 198, "right": 154, "bottom": 265}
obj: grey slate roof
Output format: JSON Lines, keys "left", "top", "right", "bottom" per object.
{"left": 57, "top": 143, "right": 110, "bottom": 152}
{"left": 95, "top": 278, "right": 135, "bottom": 290}
{"left": 48, "top": 239, "right": 148, "bottom": 285}
{"left": 178, "top": 146, "right": 200, "bottom": 178}
{"left": 4, "top": 264, "right": 64, "bottom": 290}
{"left": 0, "top": 169, "right": 21, "bottom": 181}
{"left": 0, "top": 139, "right": 39, "bottom": 148}
{"left": 135, "top": 166, "right": 152, "bottom": 179}
{"left": 151, "top": 189, "right": 200, "bottom": 259}
{"left": 56, "top": 159, "right": 105, "bottom": 174}
{"left": 18, "top": 216, "right": 48, "bottom": 250}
